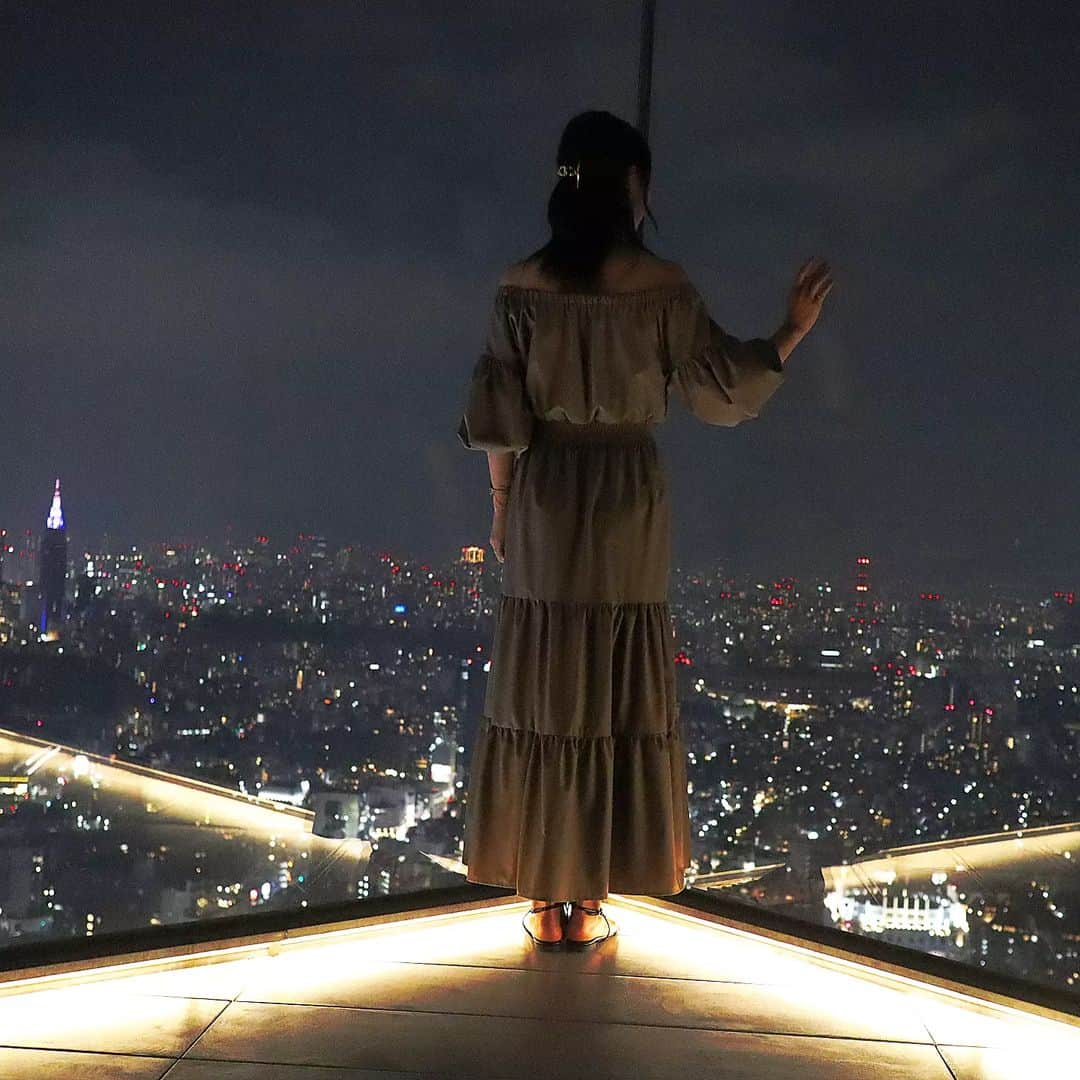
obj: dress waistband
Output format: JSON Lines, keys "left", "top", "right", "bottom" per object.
{"left": 533, "top": 418, "right": 655, "bottom": 444}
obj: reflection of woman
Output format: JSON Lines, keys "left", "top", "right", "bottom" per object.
{"left": 457, "top": 109, "right": 832, "bottom": 950}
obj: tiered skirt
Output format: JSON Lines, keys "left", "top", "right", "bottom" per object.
{"left": 463, "top": 419, "right": 692, "bottom": 899}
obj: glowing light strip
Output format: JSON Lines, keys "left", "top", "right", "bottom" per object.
{"left": 4, "top": 728, "right": 314, "bottom": 824}
{"left": 0, "top": 900, "right": 514, "bottom": 994}
{"left": 3, "top": 893, "right": 1079, "bottom": 1042}
{"left": 22, "top": 746, "right": 54, "bottom": 773}
{"left": 611, "top": 894, "right": 1080, "bottom": 1035}
{"left": 24, "top": 745, "right": 61, "bottom": 776}
{"left": 865, "top": 819, "right": 1080, "bottom": 859}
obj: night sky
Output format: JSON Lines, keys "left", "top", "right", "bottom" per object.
{"left": 3, "top": 3, "right": 1077, "bottom": 593}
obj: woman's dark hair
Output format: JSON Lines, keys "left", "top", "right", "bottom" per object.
{"left": 525, "top": 110, "right": 658, "bottom": 292}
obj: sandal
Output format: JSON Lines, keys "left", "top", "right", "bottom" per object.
{"left": 521, "top": 901, "right": 567, "bottom": 949}
{"left": 565, "top": 901, "right": 618, "bottom": 949}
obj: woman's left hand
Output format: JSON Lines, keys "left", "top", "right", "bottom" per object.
{"left": 489, "top": 505, "right": 507, "bottom": 563}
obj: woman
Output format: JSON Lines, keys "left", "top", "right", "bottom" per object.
{"left": 457, "top": 109, "right": 832, "bottom": 950}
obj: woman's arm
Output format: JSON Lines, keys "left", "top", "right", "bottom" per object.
{"left": 487, "top": 449, "right": 514, "bottom": 563}
{"left": 769, "top": 256, "right": 833, "bottom": 364}
{"left": 769, "top": 318, "right": 809, "bottom": 365}
{"left": 487, "top": 449, "right": 513, "bottom": 508}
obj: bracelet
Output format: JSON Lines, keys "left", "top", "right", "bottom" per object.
{"left": 489, "top": 485, "right": 510, "bottom": 495}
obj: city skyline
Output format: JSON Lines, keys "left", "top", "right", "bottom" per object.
{"left": 0, "top": 473, "right": 1073, "bottom": 602}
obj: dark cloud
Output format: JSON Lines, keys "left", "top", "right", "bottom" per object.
{"left": 1, "top": 2, "right": 1077, "bottom": 591}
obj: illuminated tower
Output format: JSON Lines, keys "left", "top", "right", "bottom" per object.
{"left": 37, "top": 478, "right": 68, "bottom": 639}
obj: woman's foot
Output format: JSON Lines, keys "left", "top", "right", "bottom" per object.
{"left": 565, "top": 898, "right": 618, "bottom": 944}
{"left": 522, "top": 900, "right": 565, "bottom": 945}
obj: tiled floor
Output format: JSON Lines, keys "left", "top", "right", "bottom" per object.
{"left": 0, "top": 896, "right": 1077, "bottom": 1079}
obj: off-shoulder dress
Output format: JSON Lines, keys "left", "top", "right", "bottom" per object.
{"left": 456, "top": 280, "right": 786, "bottom": 899}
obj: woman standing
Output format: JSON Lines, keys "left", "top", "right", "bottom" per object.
{"left": 457, "top": 110, "right": 832, "bottom": 949}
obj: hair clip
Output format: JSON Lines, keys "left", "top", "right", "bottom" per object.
{"left": 556, "top": 162, "right": 581, "bottom": 189}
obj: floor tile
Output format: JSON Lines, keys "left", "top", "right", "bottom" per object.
{"left": 188, "top": 1000, "right": 952, "bottom": 1078}
{"left": 236, "top": 952, "right": 931, "bottom": 1043}
{"left": 0, "top": 986, "right": 225, "bottom": 1056}
{"left": 164, "top": 1061, "right": 446, "bottom": 1079}
{"left": 0, "top": 1046, "right": 171, "bottom": 1079}
{"left": 104, "top": 957, "right": 264, "bottom": 1001}
{"left": 913, "top": 995, "right": 1080, "bottom": 1051}
{"left": 5, "top": 897, "right": 1077, "bottom": 1079}
{"left": 940, "top": 1042, "right": 1080, "bottom": 1080}
{"left": 289, "top": 902, "right": 811, "bottom": 985}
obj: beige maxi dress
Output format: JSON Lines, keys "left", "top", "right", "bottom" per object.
{"left": 456, "top": 279, "right": 786, "bottom": 899}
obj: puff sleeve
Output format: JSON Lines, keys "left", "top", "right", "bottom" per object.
{"left": 456, "top": 293, "right": 535, "bottom": 453}
{"left": 665, "top": 288, "right": 786, "bottom": 426}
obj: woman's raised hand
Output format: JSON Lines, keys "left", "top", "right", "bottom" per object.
{"left": 785, "top": 256, "right": 833, "bottom": 335}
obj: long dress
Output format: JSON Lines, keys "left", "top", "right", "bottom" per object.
{"left": 456, "top": 278, "right": 786, "bottom": 900}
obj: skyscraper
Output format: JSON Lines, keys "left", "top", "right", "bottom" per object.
{"left": 853, "top": 554, "right": 872, "bottom": 621}
{"left": 37, "top": 477, "right": 68, "bottom": 639}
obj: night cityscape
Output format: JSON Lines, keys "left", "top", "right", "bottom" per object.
{"left": 2, "top": 478, "right": 1079, "bottom": 999}
{"left": 3, "top": 3, "right": 1079, "bottom": 1074}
